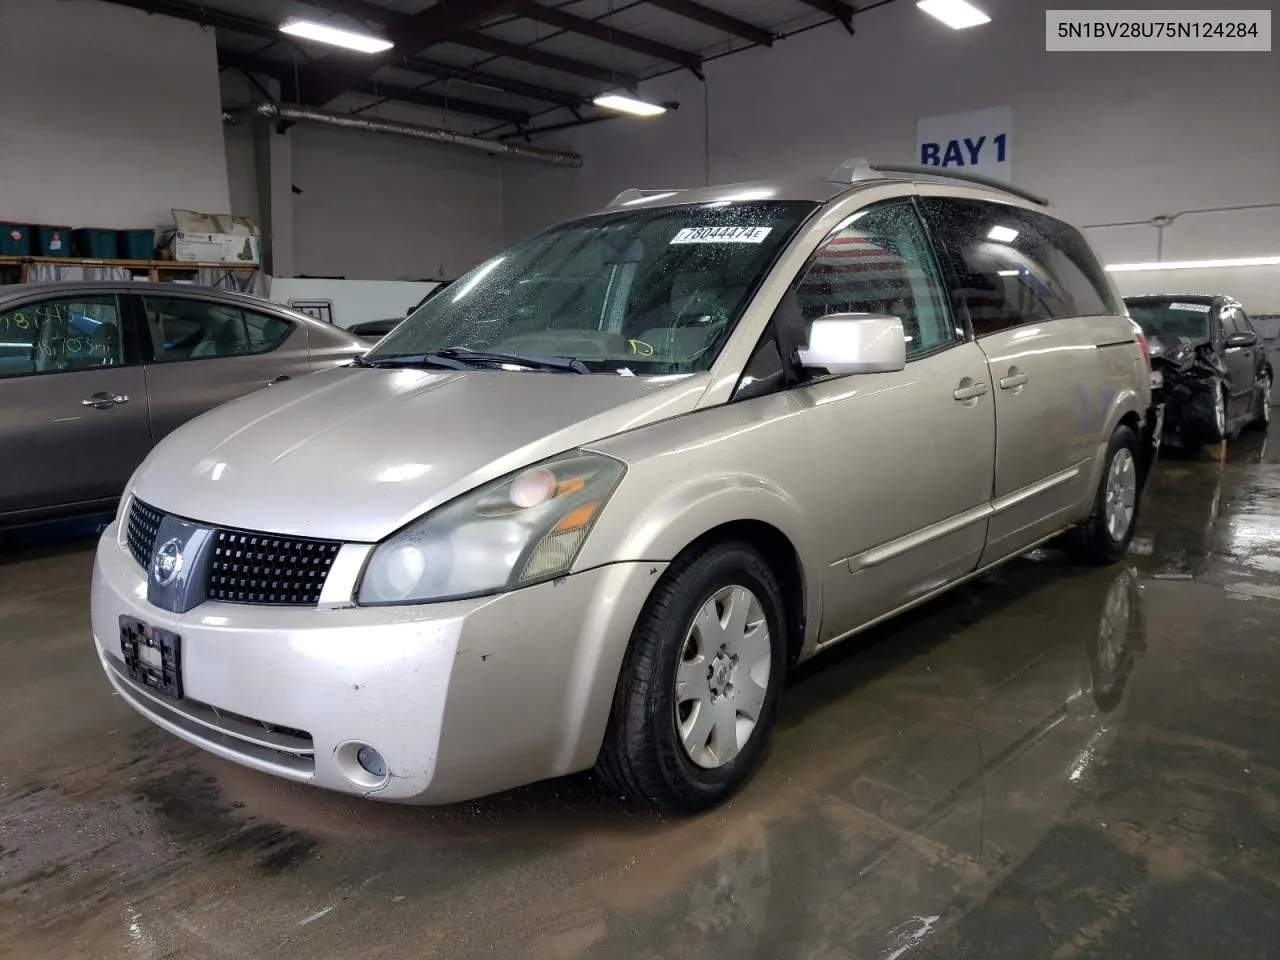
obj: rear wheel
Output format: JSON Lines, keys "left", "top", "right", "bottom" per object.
{"left": 596, "top": 542, "right": 786, "bottom": 813}
{"left": 1065, "top": 425, "right": 1141, "bottom": 565}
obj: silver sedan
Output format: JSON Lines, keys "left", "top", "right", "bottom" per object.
{"left": 0, "top": 282, "right": 366, "bottom": 530}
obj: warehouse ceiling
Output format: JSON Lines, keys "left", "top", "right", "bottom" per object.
{"left": 97, "top": 0, "right": 898, "bottom": 136}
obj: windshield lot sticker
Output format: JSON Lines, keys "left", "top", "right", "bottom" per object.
{"left": 1170, "top": 302, "right": 1212, "bottom": 313}
{"left": 670, "top": 226, "right": 772, "bottom": 244}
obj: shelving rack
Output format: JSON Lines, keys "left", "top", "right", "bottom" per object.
{"left": 0, "top": 255, "right": 259, "bottom": 284}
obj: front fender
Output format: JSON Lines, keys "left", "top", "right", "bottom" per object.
{"left": 578, "top": 471, "right": 824, "bottom": 657}
{"left": 577, "top": 392, "right": 830, "bottom": 655}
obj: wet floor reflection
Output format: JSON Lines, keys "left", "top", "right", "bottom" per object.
{"left": 3, "top": 457, "right": 1280, "bottom": 959}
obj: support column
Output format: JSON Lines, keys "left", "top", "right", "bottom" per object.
{"left": 253, "top": 117, "right": 294, "bottom": 277}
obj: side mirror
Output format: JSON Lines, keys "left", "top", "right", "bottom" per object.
{"left": 796, "top": 313, "right": 906, "bottom": 376}
{"left": 1227, "top": 330, "right": 1259, "bottom": 348}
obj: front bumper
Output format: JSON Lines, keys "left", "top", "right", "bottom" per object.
{"left": 91, "top": 524, "right": 665, "bottom": 804}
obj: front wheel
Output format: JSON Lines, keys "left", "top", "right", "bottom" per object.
{"left": 1210, "top": 382, "right": 1230, "bottom": 443}
{"left": 1065, "top": 425, "right": 1141, "bottom": 565}
{"left": 595, "top": 542, "right": 787, "bottom": 813}
{"left": 1251, "top": 373, "right": 1271, "bottom": 431}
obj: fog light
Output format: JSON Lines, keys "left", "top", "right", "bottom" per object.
{"left": 356, "top": 745, "right": 387, "bottom": 778}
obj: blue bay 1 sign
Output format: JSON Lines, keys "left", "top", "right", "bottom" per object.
{"left": 915, "top": 106, "right": 1013, "bottom": 183}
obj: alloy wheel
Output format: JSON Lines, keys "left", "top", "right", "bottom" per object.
{"left": 674, "top": 585, "right": 772, "bottom": 769}
{"left": 1104, "top": 448, "right": 1137, "bottom": 543}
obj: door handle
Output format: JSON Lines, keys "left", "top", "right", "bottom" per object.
{"left": 81, "top": 393, "right": 129, "bottom": 410}
{"left": 267, "top": 375, "right": 291, "bottom": 385}
{"left": 953, "top": 381, "right": 990, "bottom": 401}
{"left": 999, "top": 372, "right": 1029, "bottom": 390}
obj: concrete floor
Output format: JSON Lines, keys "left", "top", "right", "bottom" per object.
{"left": 4, "top": 436, "right": 1280, "bottom": 960}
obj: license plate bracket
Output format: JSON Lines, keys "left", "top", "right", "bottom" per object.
{"left": 120, "top": 615, "right": 183, "bottom": 700}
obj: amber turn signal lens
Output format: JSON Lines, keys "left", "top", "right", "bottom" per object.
{"left": 552, "top": 499, "right": 599, "bottom": 533}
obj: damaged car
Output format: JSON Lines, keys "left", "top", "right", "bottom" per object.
{"left": 1126, "top": 294, "right": 1271, "bottom": 450}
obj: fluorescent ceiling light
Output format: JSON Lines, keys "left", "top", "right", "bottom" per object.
{"left": 917, "top": 0, "right": 991, "bottom": 29}
{"left": 719, "top": 189, "right": 775, "bottom": 202}
{"left": 987, "top": 225, "right": 1019, "bottom": 243}
{"left": 593, "top": 93, "right": 666, "bottom": 117}
{"left": 622, "top": 191, "right": 679, "bottom": 206}
{"left": 279, "top": 18, "right": 393, "bottom": 53}
{"left": 997, "top": 269, "right": 1019, "bottom": 276}
{"left": 1106, "top": 256, "right": 1280, "bottom": 272}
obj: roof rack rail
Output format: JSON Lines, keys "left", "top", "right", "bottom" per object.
{"left": 826, "top": 158, "right": 1050, "bottom": 207}
{"left": 607, "top": 187, "right": 686, "bottom": 208}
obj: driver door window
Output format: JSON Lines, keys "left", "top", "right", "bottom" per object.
{"left": 794, "top": 200, "right": 956, "bottom": 360}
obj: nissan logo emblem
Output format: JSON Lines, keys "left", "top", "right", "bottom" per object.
{"left": 152, "top": 538, "right": 184, "bottom": 586}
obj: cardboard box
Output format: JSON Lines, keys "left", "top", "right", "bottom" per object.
{"left": 169, "top": 232, "right": 262, "bottom": 264}
{"left": 165, "top": 209, "right": 262, "bottom": 264}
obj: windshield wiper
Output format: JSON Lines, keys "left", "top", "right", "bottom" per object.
{"left": 436, "top": 348, "right": 591, "bottom": 374}
{"left": 354, "top": 353, "right": 472, "bottom": 370}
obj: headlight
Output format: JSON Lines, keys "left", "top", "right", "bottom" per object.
{"left": 357, "top": 451, "right": 625, "bottom": 605}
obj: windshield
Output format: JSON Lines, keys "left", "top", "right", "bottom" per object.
{"left": 1127, "top": 300, "right": 1213, "bottom": 341}
{"left": 368, "top": 200, "right": 818, "bottom": 373}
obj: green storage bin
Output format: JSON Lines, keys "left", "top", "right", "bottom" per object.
{"left": 72, "top": 228, "right": 120, "bottom": 258}
{"left": 118, "top": 229, "right": 155, "bottom": 260}
{"left": 35, "top": 226, "right": 72, "bottom": 257}
{"left": 0, "top": 223, "right": 31, "bottom": 255}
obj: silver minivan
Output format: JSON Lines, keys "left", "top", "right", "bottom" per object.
{"left": 90, "top": 163, "right": 1157, "bottom": 812}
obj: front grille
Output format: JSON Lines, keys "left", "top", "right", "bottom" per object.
{"left": 125, "top": 499, "right": 342, "bottom": 607}
{"left": 207, "top": 530, "right": 342, "bottom": 606}
{"left": 126, "top": 498, "right": 164, "bottom": 568}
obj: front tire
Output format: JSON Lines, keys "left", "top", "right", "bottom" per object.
{"left": 1251, "top": 373, "right": 1271, "bottom": 431}
{"left": 1065, "top": 425, "right": 1141, "bottom": 565}
{"left": 595, "top": 542, "right": 787, "bottom": 813}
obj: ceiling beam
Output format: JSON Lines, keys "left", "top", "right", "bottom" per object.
{"left": 641, "top": 0, "right": 774, "bottom": 47}
{"left": 796, "top": 0, "right": 857, "bottom": 32}
{"left": 99, "top": 0, "right": 590, "bottom": 109}
{"left": 98, "top": 0, "right": 280, "bottom": 42}
{"left": 518, "top": 5, "right": 703, "bottom": 75}
{"left": 297, "top": 0, "right": 702, "bottom": 75}
{"left": 218, "top": 50, "right": 532, "bottom": 124}
{"left": 399, "top": 55, "right": 589, "bottom": 108}
{"left": 301, "top": 0, "right": 529, "bottom": 106}
{"left": 451, "top": 33, "right": 639, "bottom": 88}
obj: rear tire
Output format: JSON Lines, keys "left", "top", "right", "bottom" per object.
{"left": 1065, "top": 425, "right": 1141, "bottom": 565}
{"left": 595, "top": 541, "right": 786, "bottom": 814}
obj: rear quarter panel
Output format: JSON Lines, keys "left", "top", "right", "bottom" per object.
{"left": 1076, "top": 314, "right": 1151, "bottom": 496}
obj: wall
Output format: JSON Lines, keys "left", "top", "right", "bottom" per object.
{"left": 267, "top": 277, "right": 440, "bottom": 328}
{"left": 289, "top": 120, "right": 504, "bottom": 281}
{"left": 0, "top": 0, "right": 230, "bottom": 230}
{"left": 502, "top": 0, "right": 1280, "bottom": 310}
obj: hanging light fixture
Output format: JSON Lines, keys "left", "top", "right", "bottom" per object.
{"left": 593, "top": 92, "right": 667, "bottom": 117}
{"left": 279, "top": 18, "right": 394, "bottom": 53}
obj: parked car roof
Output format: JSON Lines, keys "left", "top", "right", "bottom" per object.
{"left": 0, "top": 281, "right": 334, "bottom": 326}
{"left": 1125, "top": 294, "right": 1239, "bottom": 306}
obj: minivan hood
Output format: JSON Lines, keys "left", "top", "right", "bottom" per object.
{"left": 131, "top": 366, "right": 709, "bottom": 542}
